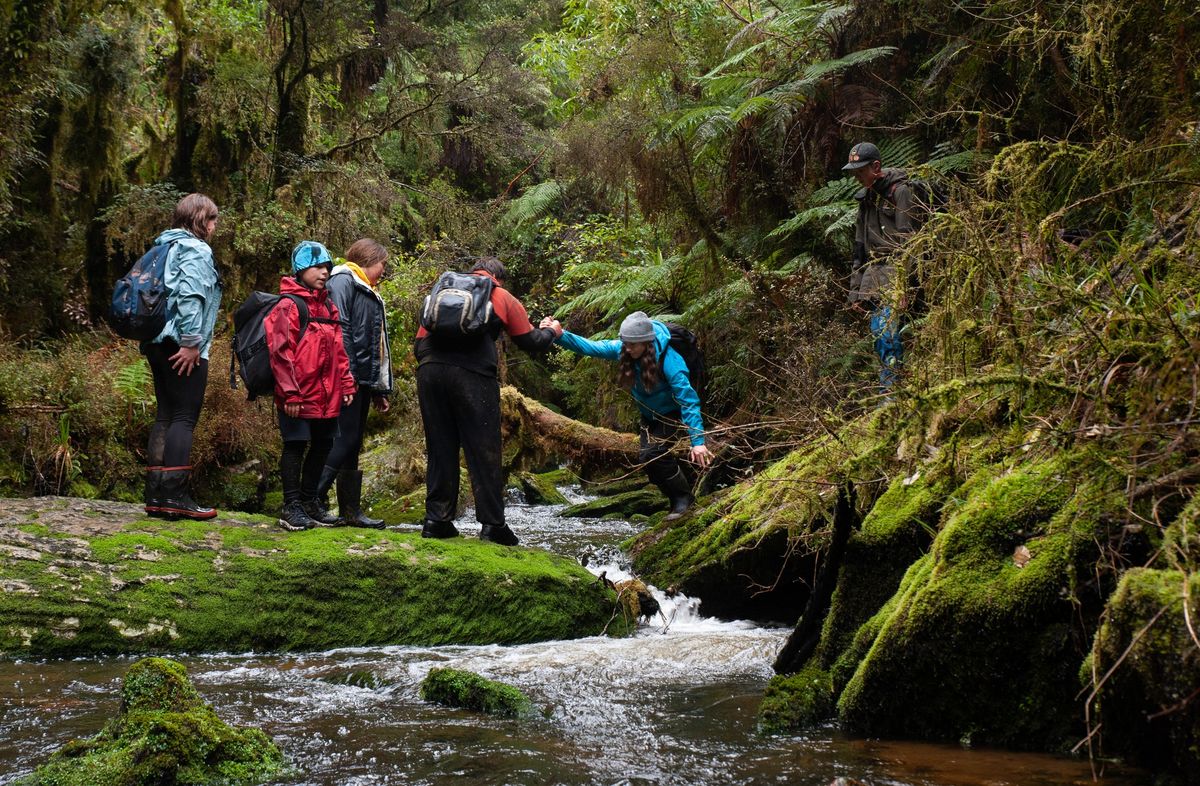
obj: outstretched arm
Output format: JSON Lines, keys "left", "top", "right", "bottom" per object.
{"left": 555, "top": 329, "right": 623, "bottom": 361}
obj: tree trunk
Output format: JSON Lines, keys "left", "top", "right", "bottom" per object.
{"left": 499, "top": 386, "right": 639, "bottom": 478}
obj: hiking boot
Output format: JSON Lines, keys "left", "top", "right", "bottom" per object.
{"left": 302, "top": 498, "right": 340, "bottom": 526}
{"left": 154, "top": 467, "right": 218, "bottom": 520}
{"left": 336, "top": 469, "right": 384, "bottom": 529}
{"left": 479, "top": 524, "right": 519, "bottom": 546}
{"left": 279, "top": 500, "right": 317, "bottom": 531}
{"left": 421, "top": 519, "right": 459, "bottom": 539}
{"left": 664, "top": 494, "right": 694, "bottom": 521}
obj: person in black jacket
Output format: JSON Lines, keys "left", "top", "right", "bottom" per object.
{"left": 313, "top": 238, "right": 393, "bottom": 528}
{"left": 414, "top": 256, "right": 560, "bottom": 545}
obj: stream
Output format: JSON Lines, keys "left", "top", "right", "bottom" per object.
{"left": 0, "top": 488, "right": 1147, "bottom": 785}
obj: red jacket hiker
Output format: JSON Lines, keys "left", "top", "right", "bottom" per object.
{"left": 265, "top": 276, "right": 356, "bottom": 419}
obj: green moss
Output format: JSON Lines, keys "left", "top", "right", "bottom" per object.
{"left": 516, "top": 470, "right": 570, "bottom": 506}
{"left": 561, "top": 487, "right": 662, "bottom": 518}
{"left": 21, "top": 657, "right": 282, "bottom": 785}
{"left": 419, "top": 667, "right": 535, "bottom": 717}
{"left": 757, "top": 664, "right": 833, "bottom": 733}
{"left": 1089, "top": 568, "right": 1200, "bottom": 775}
{"left": 833, "top": 452, "right": 1119, "bottom": 748}
{"left": 0, "top": 509, "right": 630, "bottom": 658}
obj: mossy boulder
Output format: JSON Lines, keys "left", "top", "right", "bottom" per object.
{"left": 419, "top": 667, "right": 535, "bottom": 717}
{"left": 833, "top": 452, "right": 1116, "bottom": 748}
{"left": 758, "top": 664, "right": 833, "bottom": 734}
{"left": 0, "top": 496, "right": 630, "bottom": 658}
{"left": 1089, "top": 568, "right": 1200, "bottom": 777}
{"left": 516, "top": 469, "right": 571, "bottom": 506}
{"left": 628, "top": 424, "right": 882, "bottom": 621}
{"left": 20, "top": 657, "right": 282, "bottom": 785}
{"left": 561, "top": 487, "right": 663, "bottom": 519}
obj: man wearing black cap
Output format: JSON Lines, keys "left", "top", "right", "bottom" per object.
{"left": 842, "top": 141, "right": 916, "bottom": 390}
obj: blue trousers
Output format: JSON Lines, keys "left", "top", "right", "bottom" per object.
{"left": 869, "top": 305, "right": 904, "bottom": 390}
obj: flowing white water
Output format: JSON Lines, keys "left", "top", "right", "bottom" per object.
{"left": 0, "top": 489, "right": 1145, "bottom": 786}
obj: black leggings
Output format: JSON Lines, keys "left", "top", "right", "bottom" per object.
{"left": 325, "top": 384, "right": 371, "bottom": 473}
{"left": 279, "top": 418, "right": 338, "bottom": 503}
{"left": 417, "top": 363, "right": 503, "bottom": 527}
{"left": 145, "top": 340, "right": 209, "bottom": 467}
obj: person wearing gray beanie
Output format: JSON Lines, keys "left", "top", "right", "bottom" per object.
{"left": 618, "top": 311, "right": 656, "bottom": 343}
{"left": 543, "top": 312, "right": 711, "bottom": 520}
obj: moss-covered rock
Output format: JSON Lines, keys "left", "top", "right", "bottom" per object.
{"left": 516, "top": 470, "right": 571, "bottom": 506}
{"left": 561, "top": 487, "right": 663, "bottom": 519}
{"left": 20, "top": 657, "right": 283, "bottom": 785}
{"left": 757, "top": 664, "right": 833, "bottom": 734}
{"left": 627, "top": 424, "right": 882, "bottom": 621}
{"left": 1089, "top": 568, "right": 1200, "bottom": 778}
{"left": 420, "top": 667, "right": 535, "bottom": 717}
{"left": 834, "top": 452, "right": 1117, "bottom": 748}
{"left": 0, "top": 496, "right": 630, "bottom": 658}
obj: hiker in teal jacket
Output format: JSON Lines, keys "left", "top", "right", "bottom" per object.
{"left": 547, "top": 311, "right": 711, "bottom": 519}
{"left": 142, "top": 193, "right": 223, "bottom": 522}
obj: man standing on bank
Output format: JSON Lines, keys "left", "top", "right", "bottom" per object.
{"left": 414, "top": 257, "right": 560, "bottom": 546}
{"left": 843, "top": 142, "right": 917, "bottom": 391}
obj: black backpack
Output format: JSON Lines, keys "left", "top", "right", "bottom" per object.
{"left": 419, "top": 272, "right": 495, "bottom": 338}
{"left": 229, "top": 292, "right": 341, "bottom": 400}
{"left": 108, "top": 242, "right": 174, "bottom": 341}
{"left": 663, "top": 322, "right": 707, "bottom": 403}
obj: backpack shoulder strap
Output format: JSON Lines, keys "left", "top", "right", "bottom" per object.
{"left": 280, "top": 293, "right": 313, "bottom": 343}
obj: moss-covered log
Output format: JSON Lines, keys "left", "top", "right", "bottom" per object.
{"left": 21, "top": 657, "right": 282, "bottom": 785}
{"left": 0, "top": 497, "right": 630, "bottom": 659}
{"left": 500, "top": 386, "right": 638, "bottom": 478}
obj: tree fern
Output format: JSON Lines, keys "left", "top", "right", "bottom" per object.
{"left": 501, "top": 180, "right": 565, "bottom": 232}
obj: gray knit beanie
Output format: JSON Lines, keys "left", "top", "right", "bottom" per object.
{"left": 618, "top": 311, "right": 655, "bottom": 343}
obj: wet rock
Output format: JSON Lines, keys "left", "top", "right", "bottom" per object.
{"left": 420, "top": 667, "right": 534, "bottom": 717}
{"left": 23, "top": 657, "right": 283, "bottom": 785}
{"left": 0, "top": 496, "right": 625, "bottom": 658}
{"left": 561, "top": 487, "right": 663, "bottom": 519}
{"left": 516, "top": 470, "right": 570, "bottom": 506}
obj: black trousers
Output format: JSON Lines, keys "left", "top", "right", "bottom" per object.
{"left": 417, "top": 363, "right": 503, "bottom": 527}
{"left": 325, "top": 384, "right": 372, "bottom": 473}
{"left": 145, "top": 340, "right": 209, "bottom": 467}
{"left": 640, "top": 413, "right": 687, "bottom": 490}
{"left": 279, "top": 417, "right": 338, "bottom": 504}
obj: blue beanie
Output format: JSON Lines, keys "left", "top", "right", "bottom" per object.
{"left": 291, "top": 241, "right": 332, "bottom": 274}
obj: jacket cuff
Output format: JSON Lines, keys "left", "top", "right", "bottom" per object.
{"left": 178, "top": 334, "right": 202, "bottom": 348}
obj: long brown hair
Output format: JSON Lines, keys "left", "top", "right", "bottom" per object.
{"left": 171, "top": 193, "right": 218, "bottom": 241}
{"left": 345, "top": 238, "right": 388, "bottom": 269}
{"left": 617, "top": 342, "right": 660, "bottom": 391}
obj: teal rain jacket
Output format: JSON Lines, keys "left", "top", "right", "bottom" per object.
{"left": 149, "top": 228, "right": 222, "bottom": 359}
{"left": 555, "top": 320, "right": 705, "bottom": 446}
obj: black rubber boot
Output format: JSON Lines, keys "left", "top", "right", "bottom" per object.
{"left": 421, "top": 519, "right": 460, "bottom": 539}
{"left": 336, "top": 469, "right": 384, "bottom": 529}
{"left": 156, "top": 467, "right": 218, "bottom": 520}
{"left": 144, "top": 467, "right": 165, "bottom": 517}
{"left": 658, "top": 467, "right": 694, "bottom": 521}
{"left": 479, "top": 523, "right": 519, "bottom": 546}
{"left": 279, "top": 500, "right": 317, "bottom": 531}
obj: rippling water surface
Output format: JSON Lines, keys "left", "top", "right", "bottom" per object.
{"left": 0, "top": 490, "right": 1147, "bottom": 785}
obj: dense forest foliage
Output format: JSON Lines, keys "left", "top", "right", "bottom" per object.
{"left": 0, "top": 0, "right": 1197, "bottom": 521}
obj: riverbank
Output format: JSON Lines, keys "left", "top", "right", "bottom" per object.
{"left": 0, "top": 496, "right": 626, "bottom": 659}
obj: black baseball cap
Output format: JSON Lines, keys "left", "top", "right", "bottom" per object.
{"left": 841, "top": 142, "right": 881, "bottom": 171}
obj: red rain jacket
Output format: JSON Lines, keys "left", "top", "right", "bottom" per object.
{"left": 265, "top": 276, "right": 356, "bottom": 418}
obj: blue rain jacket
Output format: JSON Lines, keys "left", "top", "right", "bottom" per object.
{"left": 149, "top": 228, "right": 222, "bottom": 359}
{"left": 555, "top": 320, "right": 705, "bottom": 446}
